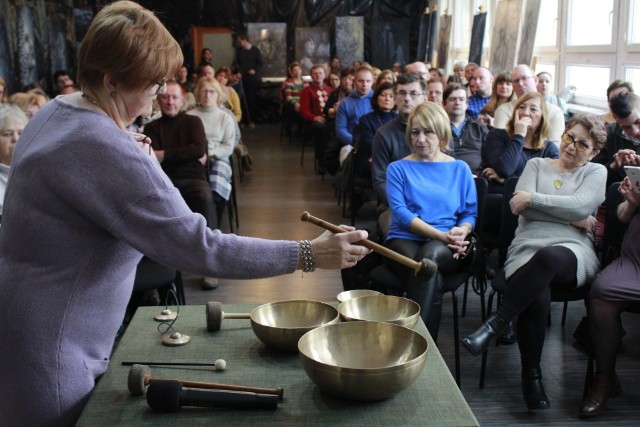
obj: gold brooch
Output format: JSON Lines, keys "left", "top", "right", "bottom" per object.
{"left": 554, "top": 179, "right": 562, "bottom": 189}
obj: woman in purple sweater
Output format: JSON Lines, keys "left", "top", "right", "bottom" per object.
{"left": 0, "top": 3, "right": 368, "bottom": 426}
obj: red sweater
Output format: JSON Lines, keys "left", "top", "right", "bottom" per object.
{"left": 299, "top": 82, "right": 334, "bottom": 122}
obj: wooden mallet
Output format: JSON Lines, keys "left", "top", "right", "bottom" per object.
{"left": 127, "top": 364, "right": 284, "bottom": 400}
{"left": 301, "top": 211, "right": 437, "bottom": 279}
{"left": 206, "top": 301, "right": 250, "bottom": 332}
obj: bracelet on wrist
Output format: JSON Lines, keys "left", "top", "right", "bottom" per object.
{"left": 298, "top": 240, "right": 316, "bottom": 276}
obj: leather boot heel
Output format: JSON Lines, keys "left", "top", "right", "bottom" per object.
{"left": 462, "top": 313, "right": 509, "bottom": 356}
{"left": 522, "top": 367, "right": 550, "bottom": 410}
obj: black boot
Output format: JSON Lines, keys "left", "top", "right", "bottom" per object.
{"left": 498, "top": 320, "right": 517, "bottom": 345}
{"left": 462, "top": 313, "right": 510, "bottom": 356}
{"left": 522, "top": 367, "right": 550, "bottom": 410}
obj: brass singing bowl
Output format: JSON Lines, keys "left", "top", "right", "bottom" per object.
{"left": 337, "top": 295, "right": 421, "bottom": 329}
{"left": 250, "top": 300, "right": 340, "bottom": 352}
{"left": 298, "top": 321, "right": 429, "bottom": 400}
{"left": 336, "top": 289, "right": 383, "bottom": 303}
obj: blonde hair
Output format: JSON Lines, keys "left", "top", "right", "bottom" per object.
{"left": 0, "top": 76, "right": 7, "bottom": 103}
{"left": 507, "top": 92, "right": 549, "bottom": 150}
{"left": 407, "top": 102, "right": 452, "bottom": 151}
{"left": 194, "top": 77, "right": 224, "bottom": 104}
{"left": 77, "top": 1, "right": 182, "bottom": 93}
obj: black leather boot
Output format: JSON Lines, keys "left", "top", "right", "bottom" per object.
{"left": 462, "top": 313, "right": 509, "bottom": 356}
{"left": 522, "top": 367, "right": 550, "bottom": 410}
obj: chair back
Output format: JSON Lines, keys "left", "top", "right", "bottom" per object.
{"left": 473, "top": 176, "right": 489, "bottom": 239}
{"left": 602, "top": 182, "right": 626, "bottom": 268}
{"left": 497, "top": 177, "right": 519, "bottom": 266}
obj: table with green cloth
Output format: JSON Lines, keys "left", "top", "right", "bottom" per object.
{"left": 77, "top": 304, "right": 479, "bottom": 426}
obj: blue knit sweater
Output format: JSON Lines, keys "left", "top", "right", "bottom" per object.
{"left": 335, "top": 90, "right": 374, "bottom": 146}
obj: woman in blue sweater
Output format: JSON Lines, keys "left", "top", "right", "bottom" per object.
{"left": 385, "top": 102, "right": 477, "bottom": 339}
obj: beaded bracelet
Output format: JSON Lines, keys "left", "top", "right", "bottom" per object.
{"left": 298, "top": 240, "right": 316, "bottom": 276}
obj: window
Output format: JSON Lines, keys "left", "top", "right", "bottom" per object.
{"left": 629, "top": 0, "right": 640, "bottom": 44}
{"left": 567, "top": 0, "right": 614, "bottom": 46}
{"left": 625, "top": 67, "right": 640, "bottom": 90}
{"left": 534, "top": 0, "right": 559, "bottom": 48}
{"left": 565, "top": 65, "right": 610, "bottom": 107}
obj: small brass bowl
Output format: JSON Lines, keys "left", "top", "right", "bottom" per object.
{"left": 338, "top": 295, "right": 420, "bottom": 329}
{"left": 336, "top": 289, "right": 383, "bottom": 303}
{"left": 250, "top": 300, "right": 339, "bottom": 351}
{"left": 298, "top": 321, "right": 429, "bottom": 400}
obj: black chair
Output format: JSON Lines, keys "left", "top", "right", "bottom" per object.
{"left": 369, "top": 176, "right": 488, "bottom": 387}
{"left": 133, "top": 256, "right": 185, "bottom": 305}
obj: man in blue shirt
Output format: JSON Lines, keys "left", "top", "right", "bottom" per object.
{"left": 466, "top": 66, "right": 493, "bottom": 119}
{"left": 335, "top": 66, "right": 374, "bottom": 163}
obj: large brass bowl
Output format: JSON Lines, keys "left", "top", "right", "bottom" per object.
{"left": 336, "top": 289, "right": 383, "bottom": 303}
{"left": 337, "top": 295, "right": 420, "bottom": 329}
{"left": 298, "top": 321, "right": 429, "bottom": 400}
{"left": 250, "top": 300, "right": 339, "bottom": 352}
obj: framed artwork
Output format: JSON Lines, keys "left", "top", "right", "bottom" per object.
{"left": 247, "top": 23, "right": 286, "bottom": 78}
{"left": 371, "top": 20, "right": 410, "bottom": 70}
{"left": 295, "top": 27, "right": 330, "bottom": 75}
{"left": 190, "top": 26, "right": 235, "bottom": 71}
{"left": 335, "top": 16, "right": 363, "bottom": 68}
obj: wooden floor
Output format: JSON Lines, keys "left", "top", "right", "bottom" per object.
{"left": 178, "top": 122, "right": 640, "bottom": 426}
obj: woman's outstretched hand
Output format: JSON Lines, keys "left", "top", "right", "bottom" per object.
{"left": 311, "top": 226, "right": 370, "bottom": 269}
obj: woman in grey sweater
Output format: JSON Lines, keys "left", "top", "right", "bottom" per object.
{"left": 463, "top": 114, "right": 608, "bottom": 410}
{"left": 0, "top": 3, "right": 369, "bottom": 426}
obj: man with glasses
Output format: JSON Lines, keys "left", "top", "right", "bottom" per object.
{"left": 371, "top": 73, "right": 426, "bottom": 237}
{"left": 494, "top": 64, "right": 565, "bottom": 143}
{"left": 427, "top": 79, "right": 445, "bottom": 106}
{"left": 466, "top": 66, "right": 493, "bottom": 119}
{"left": 593, "top": 91, "right": 640, "bottom": 186}
{"left": 444, "top": 83, "right": 488, "bottom": 175}
{"left": 144, "top": 81, "right": 220, "bottom": 290}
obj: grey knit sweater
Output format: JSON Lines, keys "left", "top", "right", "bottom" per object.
{"left": 0, "top": 99, "right": 298, "bottom": 426}
{"left": 504, "top": 158, "right": 607, "bottom": 286}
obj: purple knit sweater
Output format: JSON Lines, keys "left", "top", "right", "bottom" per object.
{"left": 0, "top": 99, "right": 298, "bottom": 426}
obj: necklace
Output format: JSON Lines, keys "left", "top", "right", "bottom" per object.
{"left": 554, "top": 179, "right": 563, "bottom": 189}
{"left": 375, "top": 113, "right": 383, "bottom": 127}
{"left": 81, "top": 92, "right": 103, "bottom": 110}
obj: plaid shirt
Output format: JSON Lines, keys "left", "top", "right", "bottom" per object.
{"left": 466, "top": 94, "right": 491, "bottom": 119}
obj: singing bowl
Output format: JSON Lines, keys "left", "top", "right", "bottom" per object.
{"left": 336, "top": 289, "right": 383, "bottom": 303}
{"left": 298, "top": 321, "right": 429, "bottom": 400}
{"left": 337, "top": 295, "right": 420, "bottom": 329}
{"left": 250, "top": 300, "right": 340, "bottom": 351}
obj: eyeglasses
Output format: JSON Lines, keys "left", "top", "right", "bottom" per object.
{"left": 153, "top": 79, "right": 167, "bottom": 95}
{"left": 561, "top": 132, "right": 592, "bottom": 152}
{"left": 200, "top": 89, "right": 217, "bottom": 96}
{"left": 396, "top": 90, "right": 424, "bottom": 98}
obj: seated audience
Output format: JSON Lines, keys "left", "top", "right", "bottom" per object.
{"left": 327, "top": 70, "right": 341, "bottom": 90}
{"left": 299, "top": 64, "right": 334, "bottom": 173}
{"left": 464, "top": 114, "right": 607, "bottom": 411}
{"left": 444, "top": 83, "right": 488, "bottom": 175}
{"left": 143, "top": 81, "right": 219, "bottom": 290}
{"left": 405, "top": 61, "right": 430, "bottom": 81}
{"left": 375, "top": 69, "right": 396, "bottom": 89}
{"left": 480, "top": 70, "right": 515, "bottom": 126}
{"left": 9, "top": 92, "right": 48, "bottom": 120}
{"left": 215, "top": 66, "right": 242, "bottom": 122}
{"left": 482, "top": 91, "right": 559, "bottom": 193}
{"left": 336, "top": 66, "right": 374, "bottom": 163}
{"left": 580, "top": 174, "right": 640, "bottom": 417}
{"left": 0, "top": 77, "right": 7, "bottom": 103}
{"left": 324, "top": 67, "right": 354, "bottom": 120}
{"left": 536, "top": 71, "right": 569, "bottom": 122}
{"left": 593, "top": 91, "right": 640, "bottom": 187}
{"left": 354, "top": 82, "right": 397, "bottom": 180}
{"left": 448, "top": 61, "right": 466, "bottom": 85}
{"left": 601, "top": 80, "right": 634, "bottom": 125}
{"left": 0, "top": 105, "right": 28, "bottom": 221}
{"left": 494, "top": 64, "right": 565, "bottom": 143}
{"left": 187, "top": 77, "right": 237, "bottom": 229}
{"left": 427, "top": 79, "right": 444, "bottom": 106}
{"left": 385, "top": 101, "right": 477, "bottom": 339}
{"left": 372, "top": 73, "right": 426, "bottom": 237}
{"left": 467, "top": 66, "right": 493, "bottom": 119}
{"left": 177, "top": 64, "right": 195, "bottom": 93}
{"left": 464, "top": 62, "right": 479, "bottom": 94}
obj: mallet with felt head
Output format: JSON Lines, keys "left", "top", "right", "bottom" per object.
{"left": 205, "top": 301, "right": 251, "bottom": 332}
{"left": 127, "top": 364, "right": 284, "bottom": 400}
